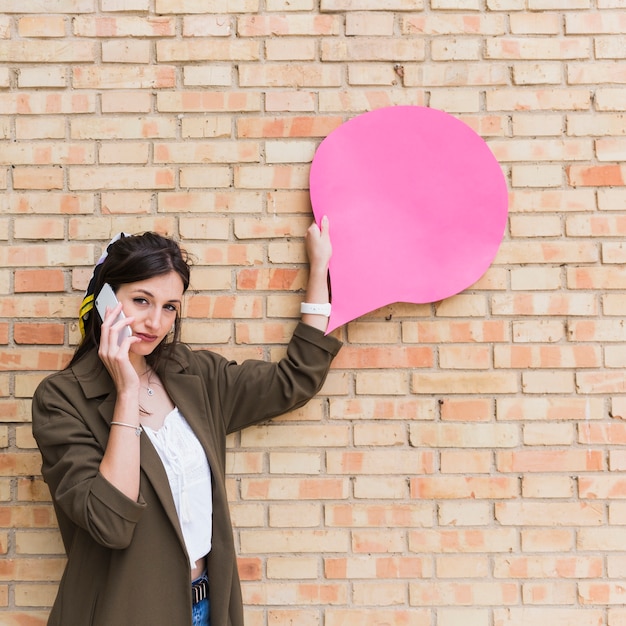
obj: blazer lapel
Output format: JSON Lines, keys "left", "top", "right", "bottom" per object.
{"left": 162, "top": 371, "right": 223, "bottom": 481}
{"left": 138, "top": 436, "right": 188, "bottom": 556}
{"left": 162, "top": 366, "right": 236, "bottom": 605}
{"left": 73, "top": 351, "right": 188, "bottom": 556}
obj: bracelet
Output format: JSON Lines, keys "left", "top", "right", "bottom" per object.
{"left": 300, "top": 302, "right": 331, "bottom": 317}
{"left": 111, "top": 421, "right": 143, "bottom": 437}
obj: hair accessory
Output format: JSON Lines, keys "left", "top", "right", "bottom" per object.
{"left": 300, "top": 302, "right": 331, "bottom": 317}
{"left": 79, "top": 233, "right": 131, "bottom": 338}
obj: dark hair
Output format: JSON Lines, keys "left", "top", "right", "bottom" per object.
{"left": 69, "top": 232, "right": 191, "bottom": 369}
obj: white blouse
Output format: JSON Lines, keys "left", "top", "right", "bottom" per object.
{"left": 143, "top": 408, "right": 213, "bottom": 568}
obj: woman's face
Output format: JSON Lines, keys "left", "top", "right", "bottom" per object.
{"left": 115, "top": 270, "right": 185, "bottom": 357}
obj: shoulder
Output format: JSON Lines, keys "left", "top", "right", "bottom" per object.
{"left": 33, "top": 348, "right": 108, "bottom": 410}
{"left": 31, "top": 367, "right": 84, "bottom": 433}
{"left": 164, "top": 342, "right": 229, "bottom": 375}
{"left": 34, "top": 367, "right": 80, "bottom": 401}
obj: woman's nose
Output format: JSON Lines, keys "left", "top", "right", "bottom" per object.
{"left": 145, "top": 309, "right": 161, "bottom": 329}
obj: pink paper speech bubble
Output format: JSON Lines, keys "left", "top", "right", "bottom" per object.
{"left": 309, "top": 106, "right": 508, "bottom": 333}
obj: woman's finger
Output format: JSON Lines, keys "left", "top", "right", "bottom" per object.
{"left": 320, "top": 214, "right": 329, "bottom": 235}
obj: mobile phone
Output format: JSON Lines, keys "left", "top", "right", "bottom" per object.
{"left": 95, "top": 283, "right": 132, "bottom": 345}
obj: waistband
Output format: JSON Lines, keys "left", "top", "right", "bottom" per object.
{"left": 192, "top": 573, "right": 209, "bottom": 605}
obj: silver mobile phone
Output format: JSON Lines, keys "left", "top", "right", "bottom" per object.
{"left": 95, "top": 283, "right": 132, "bottom": 345}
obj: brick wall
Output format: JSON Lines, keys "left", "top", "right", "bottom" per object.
{"left": 1, "top": 0, "right": 625, "bottom": 624}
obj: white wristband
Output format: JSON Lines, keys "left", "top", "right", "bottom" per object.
{"left": 300, "top": 302, "right": 331, "bottom": 317}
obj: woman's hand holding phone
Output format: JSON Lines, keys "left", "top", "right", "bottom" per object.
{"left": 96, "top": 284, "right": 140, "bottom": 393}
{"left": 95, "top": 283, "right": 133, "bottom": 347}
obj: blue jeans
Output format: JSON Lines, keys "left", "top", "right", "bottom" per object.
{"left": 192, "top": 597, "right": 209, "bottom": 626}
{"left": 191, "top": 572, "right": 210, "bottom": 626}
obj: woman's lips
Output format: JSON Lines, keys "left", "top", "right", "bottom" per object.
{"left": 134, "top": 333, "right": 158, "bottom": 342}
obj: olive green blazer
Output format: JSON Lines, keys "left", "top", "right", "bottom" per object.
{"left": 32, "top": 323, "right": 341, "bottom": 626}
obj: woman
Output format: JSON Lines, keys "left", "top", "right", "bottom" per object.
{"left": 31, "top": 218, "right": 342, "bottom": 626}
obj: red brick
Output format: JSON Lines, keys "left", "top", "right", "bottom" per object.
{"left": 568, "top": 164, "right": 626, "bottom": 187}
{"left": 497, "top": 450, "right": 604, "bottom": 472}
{"left": 13, "top": 324, "right": 64, "bottom": 345}
{"left": 237, "top": 115, "right": 343, "bottom": 138}
{"left": 332, "top": 346, "right": 433, "bottom": 369}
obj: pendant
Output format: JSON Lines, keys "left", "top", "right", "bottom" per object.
{"left": 147, "top": 387, "right": 154, "bottom": 396}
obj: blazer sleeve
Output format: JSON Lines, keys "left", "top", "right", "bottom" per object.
{"left": 204, "top": 322, "right": 342, "bottom": 434}
{"left": 32, "top": 374, "right": 146, "bottom": 551}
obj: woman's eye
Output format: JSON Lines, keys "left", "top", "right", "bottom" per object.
{"left": 165, "top": 304, "right": 178, "bottom": 313}
{"left": 133, "top": 298, "right": 149, "bottom": 306}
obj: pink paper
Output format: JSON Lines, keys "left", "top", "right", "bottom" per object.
{"left": 309, "top": 106, "right": 508, "bottom": 333}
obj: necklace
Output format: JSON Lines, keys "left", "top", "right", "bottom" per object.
{"left": 141, "top": 368, "right": 155, "bottom": 396}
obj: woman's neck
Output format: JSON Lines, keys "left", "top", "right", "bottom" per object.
{"left": 130, "top": 354, "right": 148, "bottom": 377}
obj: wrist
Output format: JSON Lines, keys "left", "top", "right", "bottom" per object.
{"left": 308, "top": 263, "right": 329, "bottom": 278}
{"left": 115, "top": 388, "right": 141, "bottom": 410}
